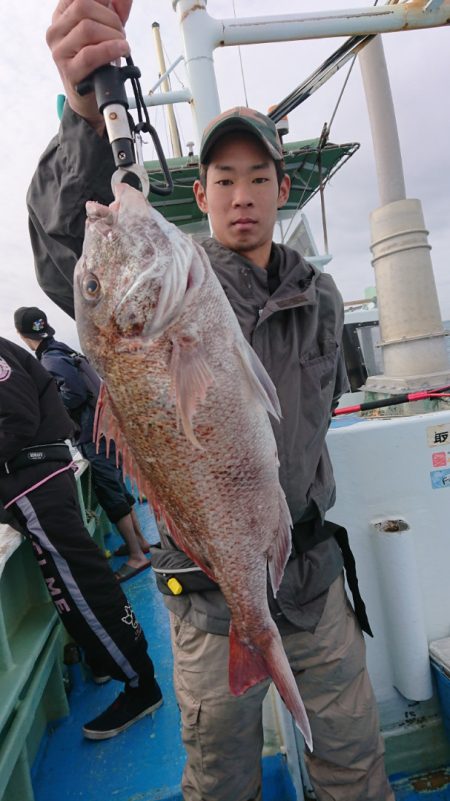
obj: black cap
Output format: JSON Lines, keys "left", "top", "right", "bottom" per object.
{"left": 14, "top": 307, "right": 55, "bottom": 340}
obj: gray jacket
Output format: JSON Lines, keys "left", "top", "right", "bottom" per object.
{"left": 27, "top": 106, "right": 348, "bottom": 635}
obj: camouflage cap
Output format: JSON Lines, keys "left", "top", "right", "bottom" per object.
{"left": 200, "top": 107, "right": 284, "bottom": 164}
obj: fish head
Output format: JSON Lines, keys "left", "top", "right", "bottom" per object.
{"left": 74, "top": 183, "right": 204, "bottom": 371}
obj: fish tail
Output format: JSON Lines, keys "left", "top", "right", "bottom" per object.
{"left": 229, "top": 624, "right": 269, "bottom": 696}
{"left": 229, "top": 624, "right": 313, "bottom": 752}
{"left": 264, "top": 631, "right": 313, "bottom": 751}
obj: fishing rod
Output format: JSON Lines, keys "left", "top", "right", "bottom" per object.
{"left": 77, "top": 57, "right": 174, "bottom": 198}
{"left": 333, "top": 386, "right": 450, "bottom": 417}
{"left": 269, "top": 33, "right": 375, "bottom": 124}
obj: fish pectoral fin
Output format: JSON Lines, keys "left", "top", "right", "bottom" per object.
{"left": 229, "top": 624, "right": 269, "bottom": 695}
{"left": 144, "top": 238, "right": 205, "bottom": 339}
{"left": 267, "top": 486, "right": 293, "bottom": 596}
{"left": 169, "top": 336, "right": 214, "bottom": 448}
{"left": 234, "top": 338, "right": 281, "bottom": 420}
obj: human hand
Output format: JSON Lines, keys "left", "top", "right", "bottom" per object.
{"left": 46, "top": 0, "right": 133, "bottom": 134}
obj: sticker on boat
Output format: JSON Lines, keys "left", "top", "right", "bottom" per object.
{"left": 432, "top": 452, "right": 448, "bottom": 468}
{"left": 430, "top": 469, "right": 450, "bottom": 489}
{"left": 427, "top": 424, "right": 450, "bottom": 448}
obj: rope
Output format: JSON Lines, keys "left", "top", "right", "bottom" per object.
{"left": 85, "top": 461, "right": 98, "bottom": 522}
{"left": 281, "top": 9, "right": 377, "bottom": 249}
{"left": 161, "top": 43, "right": 186, "bottom": 89}
{"left": 318, "top": 149, "right": 329, "bottom": 254}
{"left": 4, "top": 463, "right": 76, "bottom": 510}
{"left": 326, "top": 53, "right": 357, "bottom": 138}
{"left": 232, "top": 0, "right": 250, "bottom": 107}
{"left": 161, "top": 42, "right": 186, "bottom": 146}
{"left": 314, "top": 0, "right": 383, "bottom": 248}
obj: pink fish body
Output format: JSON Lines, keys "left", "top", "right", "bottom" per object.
{"left": 74, "top": 183, "right": 312, "bottom": 750}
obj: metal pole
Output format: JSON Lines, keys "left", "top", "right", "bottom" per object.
{"left": 148, "top": 55, "right": 184, "bottom": 95}
{"left": 172, "top": 0, "right": 450, "bottom": 146}
{"left": 172, "top": 0, "right": 222, "bottom": 147}
{"left": 152, "top": 22, "right": 183, "bottom": 157}
{"left": 171, "top": 1, "right": 450, "bottom": 49}
{"left": 215, "top": 4, "right": 450, "bottom": 46}
{"left": 127, "top": 88, "right": 192, "bottom": 110}
{"left": 359, "top": 36, "right": 406, "bottom": 206}
{"left": 359, "top": 36, "right": 450, "bottom": 392}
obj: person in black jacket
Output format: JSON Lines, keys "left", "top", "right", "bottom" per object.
{"left": 14, "top": 306, "right": 151, "bottom": 582}
{"left": 0, "top": 336, "right": 162, "bottom": 739}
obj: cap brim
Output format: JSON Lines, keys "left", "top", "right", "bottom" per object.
{"left": 20, "top": 325, "right": 55, "bottom": 340}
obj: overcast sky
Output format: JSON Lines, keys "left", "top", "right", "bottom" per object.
{"left": 2, "top": 0, "right": 449, "bottom": 351}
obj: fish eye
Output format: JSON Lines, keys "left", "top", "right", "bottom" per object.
{"left": 82, "top": 273, "right": 102, "bottom": 301}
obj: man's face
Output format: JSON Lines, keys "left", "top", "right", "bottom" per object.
{"left": 193, "top": 132, "right": 290, "bottom": 267}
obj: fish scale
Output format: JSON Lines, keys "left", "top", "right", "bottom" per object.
{"left": 74, "top": 182, "right": 313, "bottom": 751}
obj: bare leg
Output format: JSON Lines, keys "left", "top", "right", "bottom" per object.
{"left": 115, "top": 513, "right": 148, "bottom": 569}
{"left": 130, "top": 507, "right": 149, "bottom": 551}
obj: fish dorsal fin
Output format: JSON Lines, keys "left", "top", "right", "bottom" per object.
{"left": 94, "top": 384, "right": 151, "bottom": 503}
{"left": 267, "top": 485, "right": 293, "bottom": 596}
{"left": 169, "top": 335, "right": 214, "bottom": 449}
{"left": 234, "top": 338, "right": 281, "bottom": 420}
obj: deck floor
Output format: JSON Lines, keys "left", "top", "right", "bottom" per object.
{"left": 31, "top": 502, "right": 296, "bottom": 801}
{"left": 30, "top": 501, "right": 450, "bottom": 800}
{"left": 32, "top": 504, "right": 185, "bottom": 800}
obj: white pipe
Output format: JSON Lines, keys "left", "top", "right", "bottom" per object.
{"left": 359, "top": 37, "right": 449, "bottom": 391}
{"left": 359, "top": 37, "right": 406, "bottom": 206}
{"left": 371, "top": 517, "right": 433, "bottom": 701}
{"left": 148, "top": 55, "right": 184, "bottom": 94}
{"left": 172, "top": 0, "right": 221, "bottom": 146}
{"left": 218, "top": 8, "right": 450, "bottom": 46}
{"left": 172, "top": 0, "right": 450, "bottom": 148}
{"left": 177, "top": 4, "right": 450, "bottom": 49}
{"left": 127, "top": 88, "right": 192, "bottom": 109}
{"left": 367, "top": 199, "right": 450, "bottom": 390}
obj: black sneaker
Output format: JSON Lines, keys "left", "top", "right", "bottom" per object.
{"left": 82, "top": 683, "right": 163, "bottom": 740}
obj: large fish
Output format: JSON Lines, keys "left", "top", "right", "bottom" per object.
{"left": 74, "top": 183, "right": 312, "bottom": 750}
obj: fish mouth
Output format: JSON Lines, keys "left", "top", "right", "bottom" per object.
{"left": 86, "top": 200, "right": 118, "bottom": 230}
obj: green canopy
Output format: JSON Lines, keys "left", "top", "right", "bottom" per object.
{"left": 145, "top": 138, "right": 359, "bottom": 232}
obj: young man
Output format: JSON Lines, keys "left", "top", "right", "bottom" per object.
{"left": 0, "top": 335, "right": 162, "bottom": 739}
{"left": 14, "top": 305, "right": 151, "bottom": 582}
{"left": 27, "top": 2, "right": 394, "bottom": 798}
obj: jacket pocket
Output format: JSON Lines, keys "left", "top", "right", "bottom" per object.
{"left": 300, "top": 342, "right": 338, "bottom": 392}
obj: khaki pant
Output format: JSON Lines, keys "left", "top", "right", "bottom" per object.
{"left": 171, "top": 575, "right": 395, "bottom": 801}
